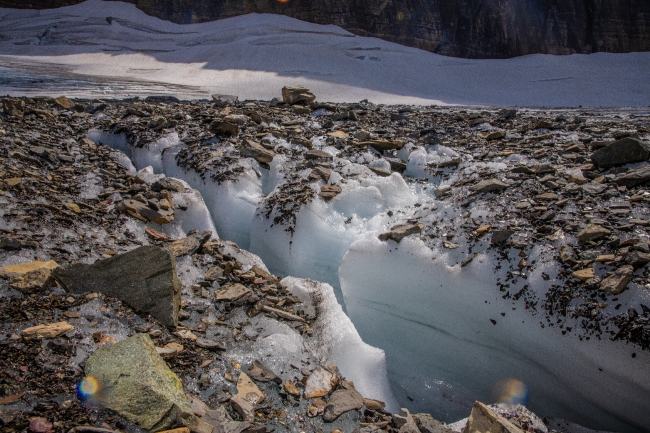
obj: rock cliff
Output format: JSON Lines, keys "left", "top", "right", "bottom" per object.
{"left": 1, "top": 0, "right": 649, "bottom": 59}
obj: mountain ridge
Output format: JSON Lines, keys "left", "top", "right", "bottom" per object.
{"left": 1, "top": 0, "right": 649, "bottom": 58}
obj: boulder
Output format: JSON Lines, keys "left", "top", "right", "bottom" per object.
{"left": 599, "top": 265, "right": 634, "bottom": 295}
{"left": 239, "top": 139, "right": 275, "bottom": 163}
{"left": 591, "top": 138, "right": 650, "bottom": 168}
{"left": 378, "top": 223, "right": 423, "bottom": 243}
{"left": 281, "top": 86, "right": 316, "bottom": 105}
{"left": 84, "top": 333, "right": 198, "bottom": 432}
{"left": 322, "top": 386, "right": 363, "bottom": 422}
{"left": 2, "top": 98, "right": 24, "bottom": 117}
{"left": 209, "top": 120, "right": 239, "bottom": 137}
{"left": 152, "top": 177, "right": 186, "bottom": 193}
{"left": 53, "top": 96, "right": 74, "bottom": 109}
{"left": 53, "top": 246, "right": 181, "bottom": 327}
{"left": 463, "top": 401, "right": 524, "bottom": 433}
{"left": 469, "top": 179, "right": 508, "bottom": 194}
{"left": 577, "top": 224, "right": 611, "bottom": 244}
{"left": 615, "top": 165, "right": 650, "bottom": 187}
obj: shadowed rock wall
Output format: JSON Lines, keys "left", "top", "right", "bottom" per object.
{"left": 2, "top": 0, "right": 649, "bottom": 58}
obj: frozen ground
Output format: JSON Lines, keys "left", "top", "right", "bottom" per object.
{"left": 0, "top": 0, "right": 648, "bottom": 106}
{"left": 87, "top": 120, "right": 650, "bottom": 433}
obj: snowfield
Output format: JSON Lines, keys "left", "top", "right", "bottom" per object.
{"left": 0, "top": 0, "right": 648, "bottom": 106}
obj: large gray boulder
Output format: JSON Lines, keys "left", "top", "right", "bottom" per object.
{"left": 84, "top": 333, "right": 197, "bottom": 432}
{"left": 53, "top": 246, "right": 181, "bottom": 326}
{"left": 591, "top": 138, "right": 650, "bottom": 168}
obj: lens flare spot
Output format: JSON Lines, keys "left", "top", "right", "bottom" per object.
{"left": 77, "top": 376, "right": 99, "bottom": 400}
{"left": 493, "top": 378, "right": 529, "bottom": 406}
{"left": 396, "top": 11, "right": 405, "bottom": 21}
{"left": 276, "top": 0, "right": 290, "bottom": 3}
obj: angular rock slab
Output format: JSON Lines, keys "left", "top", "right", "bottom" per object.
{"left": 247, "top": 360, "right": 282, "bottom": 384}
{"left": 84, "top": 333, "right": 196, "bottom": 432}
{"left": 168, "top": 230, "right": 212, "bottom": 257}
{"left": 322, "top": 386, "right": 363, "bottom": 422}
{"left": 463, "top": 401, "right": 524, "bottom": 433}
{"left": 53, "top": 246, "right": 181, "bottom": 327}
{"left": 304, "top": 367, "right": 337, "bottom": 398}
{"left": 281, "top": 86, "right": 315, "bottom": 105}
{"left": 378, "top": 223, "right": 423, "bottom": 243}
{"left": 591, "top": 138, "right": 650, "bottom": 169}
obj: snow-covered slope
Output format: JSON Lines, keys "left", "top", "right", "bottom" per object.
{"left": 0, "top": 0, "right": 649, "bottom": 106}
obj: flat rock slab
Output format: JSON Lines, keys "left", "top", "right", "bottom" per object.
{"left": 168, "top": 230, "right": 212, "bottom": 257}
{"left": 591, "top": 138, "right": 650, "bottom": 168}
{"left": 116, "top": 199, "right": 174, "bottom": 224}
{"left": 378, "top": 223, "right": 423, "bottom": 243}
{"left": 53, "top": 246, "right": 181, "bottom": 327}
{"left": 322, "top": 387, "right": 363, "bottom": 422}
{"left": 21, "top": 321, "right": 73, "bottom": 339}
{"left": 240, "top": 139, "right": 275, "bottom": 163}
{"left": 599, "top": 265, "right": 634, "bottom": 294}
{"left": 236, "top": 372, "right": 264, "bottom": 404}
{"left": 214, "top": 283, "right": 251, "bottom": 302}
{"left": 615, "top": 165, "right": 650, "bottom": 187}
{"left": 247, "top": 360, "right": 281, "bottom": 384}
{"left": 84, "top": 333, "right": 195, "bottom": 432}
{"left": 469, "top": 179, "right": 508, "bottom": 194}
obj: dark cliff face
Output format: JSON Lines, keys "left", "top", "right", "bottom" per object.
{"left": 2, "top": 0, "right": 649, "bottom": 58}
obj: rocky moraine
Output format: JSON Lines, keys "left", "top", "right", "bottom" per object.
{"left": 0, "top": 88, "right": 649, "bottom": 433}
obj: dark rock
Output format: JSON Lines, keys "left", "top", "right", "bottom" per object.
{"left": 167, "top": 230, "right": 212, "bottom": 257}
{"left": 144, "top": 95, "right": 180, "bottom": 103}
{"left": 53, "top": 246, "right": 181, "bottom": 327}
{"left": 209, "top": 120, "right": 239, "bottom": 137}
{"left": 491, "top": 230, "right": 514, "bottom": 245}
{"left": 615, "top": 165, "right": 650, "bottom": 187}
{"left": 322, "top": 387, "right": 363, "bottom": 422}
{"left": 306, "top": 149, "right": 333, "bottom": 160}
{"left": 626, "top": 251, "right": 650, "bottom": 268}
{"left": 247, "top": 360, "right": 282, "bottom": 384}
{"left": 212, "top": 94, "right": 239, "bottom": 106}
{"left": 378, "top": 223, "right": 423, "bottom": 243}
{"left": 591, "top": 138, "right": 650, "bottom": 168}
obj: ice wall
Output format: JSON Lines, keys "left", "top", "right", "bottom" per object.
{"left": 339, "top": 235, "right": 650, "bottom": 432}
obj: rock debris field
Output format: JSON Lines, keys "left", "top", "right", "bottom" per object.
{"left": 0, "top": 88, "right": 649, "bottom": 433}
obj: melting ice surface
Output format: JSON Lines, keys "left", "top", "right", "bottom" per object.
{"left": 90, "top": 129, "right": 650, "bottom": 433}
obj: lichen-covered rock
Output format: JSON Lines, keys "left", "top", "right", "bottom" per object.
{"left": 84, "top": 333, "right": 197, "bottom": 432}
